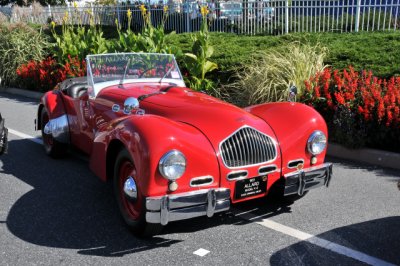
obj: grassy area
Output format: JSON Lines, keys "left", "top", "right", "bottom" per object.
{"left": 166, "top": 31, "right": 400, "bottom": 79}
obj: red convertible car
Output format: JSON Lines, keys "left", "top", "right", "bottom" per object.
{"left": 36, "top": 53, "right": 332, "bottom": 236}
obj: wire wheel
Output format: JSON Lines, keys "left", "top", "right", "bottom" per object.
{"left": 113, "top": 148, "right": 163, "bottom": 237}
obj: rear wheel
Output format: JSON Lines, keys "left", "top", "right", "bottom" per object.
{"left": 41, "top": 108, "right": 67, "bottom": 158}
{"left": 114, "top": 148, "right": 163, "bottom": 237}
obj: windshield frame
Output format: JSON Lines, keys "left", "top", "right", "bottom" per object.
{"left": 86, "top": 52, "right": 185, "bottom": 99}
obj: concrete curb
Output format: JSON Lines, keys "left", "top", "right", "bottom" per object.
{"left": 0, "top": 87, "right": 399, "bottom": 171}
{"left": 0, "top": 87, "right": 43, "bottom": 100}
{"left": 327, "top": 143, "right": 400, "bottom": 170}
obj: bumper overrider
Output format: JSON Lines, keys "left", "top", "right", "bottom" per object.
{"left": 284, "top": 163, "right": 333, "bottom": 196}
{"left": 146, "top": 188, "right": 231, "bottom": 225}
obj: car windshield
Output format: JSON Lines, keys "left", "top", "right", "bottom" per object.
{"left": 86, "top": 53, "right": 184, "bottom": 98}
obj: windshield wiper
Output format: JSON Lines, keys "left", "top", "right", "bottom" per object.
{"left": 119, "top": 58, "right": 131, "bottom": 88}
{"left": 158, "top": 65, "right": 175, "bottom": 86}
{"left": 138, "top": 64, "right": 177, "bottom": 101}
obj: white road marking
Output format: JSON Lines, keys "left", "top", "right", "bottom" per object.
{"left": 6, "top": 127, "right": 396, "bottom": 266}
{"left": 193, "top": 248, "right": 210, "bottom": 257}
{"left": 234, "top": 210, "right": 396, "bottom": 266}
{"left": 8, "top": 128, "right": 42, "bottom": 145}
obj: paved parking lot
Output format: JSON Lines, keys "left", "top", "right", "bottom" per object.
{"left": 0, "top": 92, "right": 399, "bottom": 266}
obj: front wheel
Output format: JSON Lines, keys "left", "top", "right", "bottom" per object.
{"left": 114, "top": 148, "right": 163, "bottom": 237}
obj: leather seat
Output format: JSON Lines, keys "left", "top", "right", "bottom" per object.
{"left": 67, "top": 84, "right": 88, "bottom": 98}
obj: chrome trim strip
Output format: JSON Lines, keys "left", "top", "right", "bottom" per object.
{"left": 258, "top": 164, "right": 278, "bottom": 175}
{"left": 226, "top": 170, "right": 248, "bottom": 181}
{"left": 219, "top": 125, "right": 278, "bottom": 169}
{"left": 287, "top": 159, "right": 305, "bottom": 169}
{"left": 43, "top": 114, "right": 70, "bottom": 143}
{"left": 190, "top": 175, "right": 214, "bottom": 187}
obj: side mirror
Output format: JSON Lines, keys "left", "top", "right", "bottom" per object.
{"left": 288, "top": 85, "right": 297, "bottom": 102}
{"left": 123, "top": 97, "right": 140, "bottom": 114}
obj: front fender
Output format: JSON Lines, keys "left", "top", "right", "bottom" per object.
{"left": 36, "top": 90, "right": 70, "bottom": 143}
{"left": 37, "top": 90, "right": 67, "bottom": 129}
{"left": 246, "top": 102, "right": 328, "bottom": 175}
{"left": 90, "top": 114, "right": 220, "bottom": 198}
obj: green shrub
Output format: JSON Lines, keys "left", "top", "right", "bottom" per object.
{"left": 184, "top": 6, "right": 218, "bottom": 92}
{"left": 223, "top": 42, "right": 327, "bottom": 106}
{"left": 0, "top": 23, "right": 49, "bottom": 87}
{"left": 166, "top": 31, "right": 400, "bottom": 81}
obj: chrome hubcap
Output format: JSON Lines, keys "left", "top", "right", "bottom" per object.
{"left": 44, "top": 122, "right": 52, "bottom": 135}
{"left": 123, "top": 176, "right": 137, "bottom": 201}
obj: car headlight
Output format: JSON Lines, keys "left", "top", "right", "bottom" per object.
{"left": 307, "top": 131, "right": 327, "bottom": 155}
{"left": 159, "top": 150, "right": 186, "bottom": 180}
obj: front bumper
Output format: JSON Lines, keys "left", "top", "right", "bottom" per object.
{"left": 145, "top": 188, "right": 230, "bottom": 225}
{"left": 284, "top": 163, "right": 333, "bottom": 196}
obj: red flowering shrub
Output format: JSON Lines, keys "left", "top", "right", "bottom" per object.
{"left": 302, "top": 67, "right": 400, "bottom": 151}
{"left": 16, "top": 55, "right": 86, "bottom": 92}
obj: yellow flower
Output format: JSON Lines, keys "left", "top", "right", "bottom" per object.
{"left": 73, "top": 1, "right": 78, "bottom": 8}
{"left": 50, "top": 21, "right": 56, "bottom": 29}
{"left": 163, "top": 5, "right": 168, "bottom": 13}
{"left": 85, "top": 9, "right": 93, "bottom": 16}
{"left": 140, "top": 4, "right": 147, "bottom": 14}
{"left": 127, "top": 8, "right": 132, "bottom": 19}
{"left": 63, "top": 11, "right": 69, "bottom": 22}
{"left": 200, "top": 5, "right": 209, "bottom": 17}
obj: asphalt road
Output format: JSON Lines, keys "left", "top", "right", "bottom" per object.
{"left": 0, "top": 92, "right": 399, "bottom": 266}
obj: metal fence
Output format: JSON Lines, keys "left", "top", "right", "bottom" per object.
{"left": 1, "top": 0, "right": 399, "bottom": 35}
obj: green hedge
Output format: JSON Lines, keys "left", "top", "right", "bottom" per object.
{"left": 166, "top": 31, "right": 400, "bottom": 79}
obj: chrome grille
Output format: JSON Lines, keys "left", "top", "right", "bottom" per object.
{"left": 220, "top": 127, "right": 277, "bottom": 168}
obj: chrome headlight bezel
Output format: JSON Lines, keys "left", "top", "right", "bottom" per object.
{"left": 307, "top": 130, "right": 327, "bottom": 155}
{"left": 158, "top": 150, "right": 186, "bottom": 180}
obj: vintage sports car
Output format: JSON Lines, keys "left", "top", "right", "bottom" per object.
{"left": 35, "top": 53, "right": 333, "bottom": 236}
{"left": 0, "top": 112, "right": 8, "bottom": 155}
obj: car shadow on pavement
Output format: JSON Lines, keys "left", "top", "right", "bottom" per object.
{"left": 0, "top": 139, "right": 292, "bottom": 257}
{"left": 1, "top": 139, "right": 183, "bottom": 257}
{"left": 269, "top": 216, "right": 400, "bottom": 266}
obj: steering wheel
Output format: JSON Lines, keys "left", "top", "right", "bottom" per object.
{"left": 139, "top": 68, "right": 157, "bottom": 78}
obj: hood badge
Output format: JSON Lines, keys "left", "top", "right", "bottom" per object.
{"left": 112, "top": 104, "right": 120, "bottom": 113}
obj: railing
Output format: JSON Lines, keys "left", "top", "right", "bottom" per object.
{"left": 1, "top": 0, "right": 399, "bottom": 35}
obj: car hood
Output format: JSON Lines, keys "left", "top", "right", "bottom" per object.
{"left": 140, "top": 88, "right": 278, "bottom": 152}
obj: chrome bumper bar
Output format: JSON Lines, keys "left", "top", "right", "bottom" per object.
{"left": 284, "top": 163, "right": 333, "bottom": 196}
{"left": 145, "top": 188, "right": 231, "bottom": 225}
